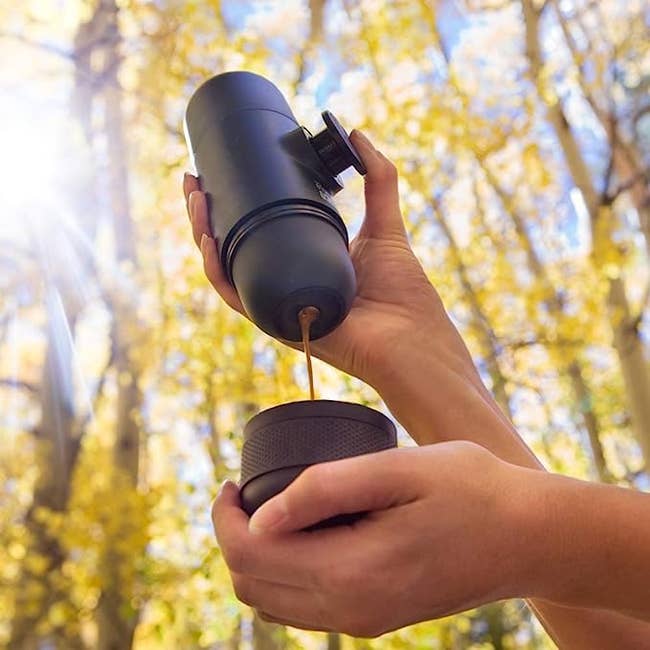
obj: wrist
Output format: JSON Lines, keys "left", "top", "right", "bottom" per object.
{"left": 501, "top": 465, "right": 560, "bottom": 600}
{"left": 513, "top": 469, "right": 610, "bottom": 608}
{"left": 368, "top": 344, "right": 543, "bottom": 469}
{"left": 365, "top": 314, "right": 483, "bottom": 397}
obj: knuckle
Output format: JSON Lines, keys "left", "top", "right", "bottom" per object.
{"left": 450, "top": 440, "right": 486, "bottom": 462}
{"left": 298, "top": 463, "right": 334, "bottom": 507}
{"left": 232, "top": 573, "right": 255, "bottom": 606}
{"left": 297, "top": 462, "right": 322, "bottom": 488}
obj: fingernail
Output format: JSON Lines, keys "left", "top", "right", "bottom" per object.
{"left": 218, "top": 479, "right": 233, "bottom": 497}
{"left": 188, "top": 191, "right": 198, "bottom": 220}
{"left": 248, "top": 495, "right": 288, "bottom": 535}
{"left": 200, "top": 233, "right": 209, "bottom": 253}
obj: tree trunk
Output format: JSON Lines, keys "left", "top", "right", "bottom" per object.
{"left": 430, "top": 198, "right": 514, "bottom": 419}
{"left": 521, "top": 0, "right": 650, "bottom": 467}
{"left": 608, "top": 276, "right": 650, "bottom": 463}
{"left": 477, "top": 158, "right": 612, "bottom": 481}
{"left": 227, "top": 344, "right": 292, "bottom": 650}
{"left": 483, "top": 602, "right": 507, "bottom": 650}
{"left": 327, "top": 631, "right": 342, "bottom": 650}
{"left": 8, "top": 7, "right": 102, "bottom": 648}
{"left": 94, "top": 1, "right": 144, "bottom": 647}
{"left": 416, "top": 0, "right": 612, "bottom": 481}
{"left": 551, "top": 0, "right": 650, "bottom": 258}
{"left": 521, "top": 0, "right": 599, "bottom": 215}
{"left": 294, "top": 0, "right": 326, "bottom": 91}
{"left": 566, "top": 361, "right": 611, "bottom": 481}
{"left": 8, "top": 299, "right": 79, "bottom": 649}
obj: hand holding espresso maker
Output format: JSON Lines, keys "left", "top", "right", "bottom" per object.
{"left": 184, "top": 71, "right": 396, "bottom": 524}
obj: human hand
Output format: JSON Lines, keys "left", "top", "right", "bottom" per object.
{"left": 212, "top": 441, "right": 530, "bottom": 637}
{"left": 183, "top": 130, "right": 482, "bottom": 394}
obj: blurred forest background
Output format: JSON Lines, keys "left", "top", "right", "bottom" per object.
{"left": 0, "top": 0, "right": 649, "bottom": 648}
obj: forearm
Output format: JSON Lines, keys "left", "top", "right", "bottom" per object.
{"left": 519, "top": 470, "right": 650, "bottom": 649}
{"left": 369, "top": 349, "right": 650, "bottom": 648}
{"left": 523, "top": 468, "right": 650, "bottom": 620}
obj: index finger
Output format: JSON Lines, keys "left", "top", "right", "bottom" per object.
{"left": 212, "top": 481, "right": 356, "bottom": 590}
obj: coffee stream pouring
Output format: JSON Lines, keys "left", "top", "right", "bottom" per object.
{"left": 184, "top": 71, "right": 396, "bottom": 523}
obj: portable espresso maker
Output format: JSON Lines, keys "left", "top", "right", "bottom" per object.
{"left": 184, "top": 71, "right": 397, "bottom": 523}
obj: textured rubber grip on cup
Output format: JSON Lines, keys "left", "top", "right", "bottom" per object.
{"left": 241, "top": 415, "right": 395, "bottom": 486}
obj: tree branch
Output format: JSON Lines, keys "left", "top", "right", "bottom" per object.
{"left": 606, "top": 170, "right": 650, "bottom": 203}
{"left": 0, "top": 31, "right": 72, "bottom": 60}
{"left": 0, "top": 378, "right": 39, "bottom": 394}
{"left": 505, "top": 337, "right": 584, "bottom": 350}
{"left": 633, "top": 104, "right": 650, "bottom": 127}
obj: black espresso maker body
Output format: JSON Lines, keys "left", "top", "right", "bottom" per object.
{"left": 184, "top": 70, "right": 366, "bottom": 341}
{"left": 184, "top": 71, "right": 398, "bottom": 521}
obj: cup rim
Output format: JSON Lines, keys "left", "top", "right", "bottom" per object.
{"left": 243, "top": 399, "right": 395, "bottom": 440}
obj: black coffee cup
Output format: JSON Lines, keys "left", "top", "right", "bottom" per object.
{"left": 239, "top": 400, "right": 397, "bottom": 528}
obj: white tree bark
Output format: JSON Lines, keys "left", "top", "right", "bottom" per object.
{"left": 94, "top": 1, "right": 143, "bottom": 647}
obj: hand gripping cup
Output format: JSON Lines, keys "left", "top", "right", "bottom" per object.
{"left": 239, "top": 400, "right": 397, "bottom": 527}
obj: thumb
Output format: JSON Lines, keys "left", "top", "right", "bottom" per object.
{"left": 247, "top": 447, "right": 417, "bottom": 534}
{"left": 350, "top": 130, "right": 408, "bottom": 241}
